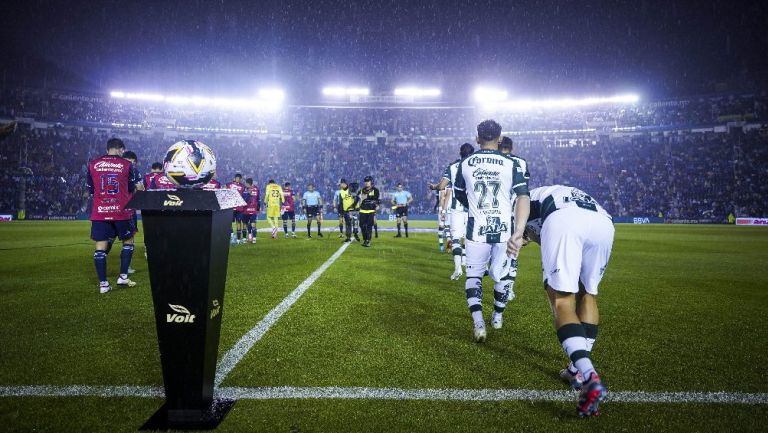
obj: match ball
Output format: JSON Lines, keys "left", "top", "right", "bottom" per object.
{"left": 163, "top": 140, "right": 216, "bottom": 186}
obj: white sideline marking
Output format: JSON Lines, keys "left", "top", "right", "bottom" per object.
{"left": 1, "top": 385, "right": 766, "bottom": 405}
{"left": 214, "top": 242, "right": 351, "bottom": 386}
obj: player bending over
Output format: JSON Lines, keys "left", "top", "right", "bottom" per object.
{"left": 453, "top": 120, "right": 530, "bottom": 342}
{"left": 440, "top": 142, "right": 475, "bottom": 279}
{"left": 86, "top": 138, "right": 138, "bottom": 293}
{"left": 302, "top": 183, "right": 324, "bottom": 238}
{"left": 521, "top": 185, "right": 613, "bottom": 417}
{"left": 264, "top": 179, "right": 285, "bottom": 239}
{"left": 391, "top": 183, "right": 413, "bottom": 238}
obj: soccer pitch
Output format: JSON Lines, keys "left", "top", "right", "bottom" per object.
{"left": 0, "top": 221, "right": 766, "bottom": 432}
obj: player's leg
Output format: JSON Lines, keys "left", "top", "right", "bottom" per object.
{"left": 316, "top": 210, "right": 323, "bottom": 237}
{"left": 395, "top": 215, "right": 402, "bottom": 237}
{"left": 343, "top": 212, "right": 352, "bottom": 242}
{"left": 291, "top": 213, "right": 297, "bottom": 237}
{"left": 542, "top": 210, "right": 606, "bottom": 416}
{"left": 230, "top": 213, "right": 237, "bottom": 245}
{"left": 338, "top": 212, "right": 344, "bottom": 238}
{"left": 373, "top": 214, "right": 378, "bottom": 238}
{"left": 306, "top": 215, "right": 313, "bottom": 237}
{"left": 487, "top": 243, "right": 515, "bottom": 329}
{"left": 91, "top": 221, "right": 113, "bottom": 293}
{"left": 438, "top": 215, "right": 445, "bottom": 251}
{"left": 116, "top": 220, "right": 137, "bottom": 288}
{"left": 282, "top": 211, "right": 289, "bottom": 238}
{"left": 464, "top": 240, "right": 492, "bottom": 342}
{"left": 403, "top": 212, "right": 408, "bottom": 237}
{"left": 360, "top": 213, "right": 372, "bottom": 246}
{"left": 449, "top": 211, "right": 467, "bottom": 280}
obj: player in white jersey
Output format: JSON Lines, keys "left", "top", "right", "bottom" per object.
{"left": 453, "top": 120, "right": 530, "bottom": 343}
{"left": 439, "top": 143, "right": 475, "bottom": 280}
{"left": 522, "top": 185, "right": 613, "bottom": 417}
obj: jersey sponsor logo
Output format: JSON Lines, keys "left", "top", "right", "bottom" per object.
{"left": 209, "top": 299, "right": 221, "bottom": 320}
{"left": 167, "top": 304, "right": 195, "bottom": 323}
{"left": 472, "top": 168, "right": 501, "bottom": 180}
{"left": 93, "top": 161, "right": 125, "bottom": 171}
{"left": 97, "top": 205, "right": 122, "bottom": 212}
{"left": 163, "top": 194, "right": 184, "bottom": 207}
{"left": 467, "top": 156, "right": 504, "bottom": 167}
{"left": 477, "top": 216, "right": 508, "bottom": 236}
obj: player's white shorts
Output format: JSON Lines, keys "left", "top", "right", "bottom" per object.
{"left": 465, "top": 239, "right": 513, "bottom": 283}
{"left": 540, "top": 207, "right": 614, "bottom": 295}
{"left": 449, "top": 210, "right": 467, "bottom": 240}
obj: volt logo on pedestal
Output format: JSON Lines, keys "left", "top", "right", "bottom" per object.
{"left": 167, "top": 304, "right": 196, "bottom": 323}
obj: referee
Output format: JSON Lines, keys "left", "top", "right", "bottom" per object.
{"left": 358, "top": 175, "right": 380, "bottom": 248}
{"left": 391, "top": 182, "right": 413, "bottom": 237}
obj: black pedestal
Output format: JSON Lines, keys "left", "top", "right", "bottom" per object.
{"left": 128, "top": 189, "right": 245, "bottom": 431}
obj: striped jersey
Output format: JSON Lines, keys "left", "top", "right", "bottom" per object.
{"left": 454, "top": 149, "right": 530, "bottom": 243}
{"left": 441, "top": 159, "right": 466, "bottom": 212}
{"left": 525, "top": 185, "right": 612, "bottom": 238}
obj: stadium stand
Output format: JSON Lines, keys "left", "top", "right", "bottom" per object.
{"left": 1, "top": 88, "right": 766, "bottom": 220}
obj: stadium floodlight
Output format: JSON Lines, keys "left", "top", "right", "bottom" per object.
{"left": 484, "top": 93, "right": 640, "bottom": 111}
{"left": 258, "top": 88, "right": 286, "bottom": 102}
{"left": 393, "top": 87, "right": 442, "bottom": 97}
{"left": 322, "top": 86, "right": 370, "bottom": 97}
{"left": 109, "top": 88, "right": 285, "bottom": 111}
{"left": 474, "top": 87, "right": 508, "bottom": 102}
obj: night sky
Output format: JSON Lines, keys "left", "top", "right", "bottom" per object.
{"left": 3, "top": 0, "right": 767, "bottom": 100}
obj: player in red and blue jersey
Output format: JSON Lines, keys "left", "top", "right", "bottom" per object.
{"left": 144, "top": 162, "right": 176, "bottom": 190}
{"left": 226, "top": 174, "right": 247, "bottom": 244}
{"left": 282, "top": 181, "right": 297, "bottom": 238}
{"left": 86, "top": 138, "right": 138, "bottom": 294}
{"left": 243, "top": 178, "right": 261, "bottom": 243}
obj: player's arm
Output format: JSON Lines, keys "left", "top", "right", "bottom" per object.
{"left": 440, "top": 188, "right": 452, "bottom": 212}
{"left": 507, "top": 159, "right": 531, "bottom": 256}
{"left": 127, "top": 163, "right": 137, "bottom": 193}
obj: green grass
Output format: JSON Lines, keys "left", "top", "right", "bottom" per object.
{"left": 0, "top": 222, "right": 767, "bottom": 432}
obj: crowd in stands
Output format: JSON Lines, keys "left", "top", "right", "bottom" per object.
{"left": 1, "top": 87, "right": 767, "bottom": 221}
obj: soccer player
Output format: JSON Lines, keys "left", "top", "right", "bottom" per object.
{"left": 143, "top": 162, "right": 176, "bottom": 190}
{"left": 499, "top": 136, "right": 514, "bottom": 154}
{"left": 333, "top": 182, "right": 345, "bottom": 238}
{"left": 440, "top": 143, "right": 475, "bottom": 280}
{"left": 226, "top": 174, "right": 247, "bottom": 244}
{"left": 357, "top": 176, "right": 380, "bottom": 248}
{"left": 391, "top": 183, "right": 413, "bottom": 238}
{"left": 243, "top": 178, "right": 260, "bottom": 243}
{"left": 282, "top": 181, "right": 297, "bottom": 238}
{"left": 453, "top": 120, "right": 530, "bottom": 342}
{"left": 521, "top": 185, "right": 613, "bottom": 417}
{"left": 122, "top": 151, "right": 144, "bottom": 274}
{"left": 302, "top": 183, "right": 324, "bottom": 238}
{"left": 86, "top": 138, "right": 138, "bottom": 293}
{"left": 264, "top": 179, "right": 285, "bottom": 239}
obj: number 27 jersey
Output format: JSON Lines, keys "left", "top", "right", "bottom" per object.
{"left": 454, "top": 149, "right": 530, "bottom": 243}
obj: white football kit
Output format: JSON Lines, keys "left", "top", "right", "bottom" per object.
{"left": 525, "top": 185, "right": 614, "bottom": 294}
{"left": 453, "top": 149, "right": 530, "bottom": 323}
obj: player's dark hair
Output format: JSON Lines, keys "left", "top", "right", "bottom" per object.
{"left": 268, "top": 179, "right": 275, "bottom": 184}
{"left": 234, "top": 173, "right": 242, "bottom": 179}
{"left": 460, "top": 142, "right": 475, "bottom": 158}
{"left": 151, "top": 162, "right": 163, "bottom": 170}
{"left": 285, "top": 182, "right": 291, "bottom": 187}
{"left": 396, "top": 182, "right": 402, "bottom": 187}
{"left": 246, "top": 177, "right": 254, "bottom": 185}
{"left": 500, "top": 136, "right": 513, "bottom": 152}
{"left": 308, "top": 183, "right": 314, "bottom": 187}
{"left": 477, "top": 120, "right": 502, "bottom": 142}
{"left": 106, "top": 138, "right": 125, "bottom": 151}
{"left": 122, "top": 150, "right": 137, "bottom": 161}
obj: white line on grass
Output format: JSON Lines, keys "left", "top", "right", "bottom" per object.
{"left": 1, "top": 385, "right": 767, "bottom": 405}
{"left": 214, "top": 242, "right": 351, "bottom": 386}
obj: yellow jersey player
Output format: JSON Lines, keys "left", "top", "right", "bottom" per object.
{"left": 264, "top": 179, "right": 285, "bottom": 239}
